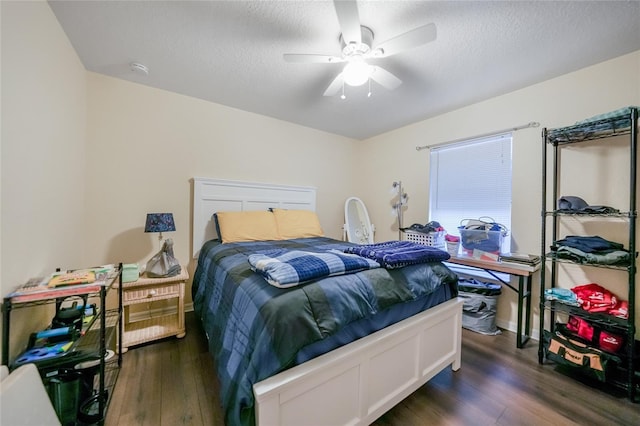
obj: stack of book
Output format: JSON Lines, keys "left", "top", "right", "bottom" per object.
{"left": 7, "top": 265, "right": 116, "bottom": 303}
{"left": 499, "top": 253, "right": 541, "bottom": 269}
{"left": 48, "top": 270, "right": 96, "bottom": 287}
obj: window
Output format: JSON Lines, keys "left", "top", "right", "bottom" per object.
{"left": 428, "top": 133, "right": 512, "bottom": 253}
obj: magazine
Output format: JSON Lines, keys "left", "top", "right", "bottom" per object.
{"left": 48, "top": 270, "right": 96, "bottom": 287}
{"left": 7, "top": 265, "right": 116, "bottom": 303}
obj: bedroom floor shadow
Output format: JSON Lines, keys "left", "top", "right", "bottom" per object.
{"left": 107, "top": 314, "right": 640, "bottom": 426}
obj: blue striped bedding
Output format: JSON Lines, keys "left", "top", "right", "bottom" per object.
{"left": 192, "top": 237, "right": 458, "bottom": 426}
{"left": 248, "top": 249, "right": 380, "bottom": 287}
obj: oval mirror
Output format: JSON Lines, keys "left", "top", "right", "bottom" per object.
{"left": 344, "top": 197, "right": 374, "bottom": 244}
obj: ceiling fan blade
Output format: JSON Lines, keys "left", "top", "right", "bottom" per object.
{"left": 323, "top": 73, "right": 344, "bottom": 96}
{"left": 370, "top": 66, "right": 402, "bottom": 90}
{"left": 333, "top": 0, "right": 361, "bottom": 45}
{"left": 283, "top": 53, "right": 344, "bottom": 64}
{"left": 374, "top": 23, "right": 437, "bottom": 57}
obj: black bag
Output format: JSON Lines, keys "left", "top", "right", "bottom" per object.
{"left": 544, "top": 330, "right": 620, "bottom": 382}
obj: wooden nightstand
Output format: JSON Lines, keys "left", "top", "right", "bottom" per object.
{"left": 116, "top": 266, "right": 188, "bottom": 351}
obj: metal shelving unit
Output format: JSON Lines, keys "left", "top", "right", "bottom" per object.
{"left": 1, "top": 264, "right": 123, "bottom": 424}
{"left": 539, "top": 107, "right": 638, "bottom": 401}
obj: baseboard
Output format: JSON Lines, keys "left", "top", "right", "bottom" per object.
{"left": 495, "top": 318, "right": 540, "bottom": 342}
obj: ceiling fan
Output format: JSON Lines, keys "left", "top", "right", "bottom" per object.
{"left": 283, "top": 0, "right": 437, "bottom": 97}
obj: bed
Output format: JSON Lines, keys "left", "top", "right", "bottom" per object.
{"left": 191, "top": 178, "right": 463, "bottom": 426}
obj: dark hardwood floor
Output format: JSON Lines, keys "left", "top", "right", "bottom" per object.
{"left": 106, "top": 313, "right": 639, "bottom": 425}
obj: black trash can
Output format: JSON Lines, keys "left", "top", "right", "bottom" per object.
{"left": 457, "top": 277, "right": 502, "bottom": 335}
{"left": 46, "top": 369, "right": 82, "bottom": 426}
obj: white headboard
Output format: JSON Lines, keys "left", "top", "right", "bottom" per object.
{"left": 192, "top": 178, "right": 317, "bottom": 258}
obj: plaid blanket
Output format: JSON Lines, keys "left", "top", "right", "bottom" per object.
{"left": 344, "top": 240, "right": 450, "bottom": 268}
{"left": 248, "top": 249, "right": 380, "bottom": 288}
{"left": 192, "top": 237, "right": 457, "bottom": 426}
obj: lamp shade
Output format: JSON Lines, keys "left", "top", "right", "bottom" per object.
{"left": 343, "top": 60, "right": 371, "bottom": 87}
{"left": 144, "top": 213, "right": 176, "bottom": 233}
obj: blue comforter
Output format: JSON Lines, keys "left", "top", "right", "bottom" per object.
{"left": 192, "top": 237, "right": 457, "bottom": 426}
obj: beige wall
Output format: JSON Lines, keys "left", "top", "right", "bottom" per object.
{"left": 1, "top": 1, "right": 354, "bottom": 360}
{"left": 359, "top": 51, "right": 640, "bottom": 334}
{"left": 1, "top": 1, "right": 88, "bottom": 358}
{"left": 84, "top": 73, "right": 355, "bottom": 300}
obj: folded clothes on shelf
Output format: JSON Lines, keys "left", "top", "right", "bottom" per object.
{"left": 552, "top": 235, "right": 629, "bottom": 266}
{"left": 571, "top": 283, "right": 628, "bottom": 319}
{"left": 545, "top": 283, "right": 629, "bottom": 320}
{"left": 557, "top": 196, "right": 620, "bottom": 214}
{"left": 544, "top": 288, "right": 580, "bottom": 306}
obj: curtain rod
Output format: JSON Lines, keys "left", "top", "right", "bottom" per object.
{"left": 415, "top": 121, "right": 540, "bottom": 151}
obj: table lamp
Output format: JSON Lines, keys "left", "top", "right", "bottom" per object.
{"left": 144, "top": 213, "right": 176, "bottom": 249}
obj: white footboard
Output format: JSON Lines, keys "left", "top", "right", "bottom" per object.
{"left": 253, "top": 297, "right": 463, "bottom": 426}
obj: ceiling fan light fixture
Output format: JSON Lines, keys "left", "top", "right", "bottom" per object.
{"left": 342, "top": 59, "right": 371, "bottom": 86}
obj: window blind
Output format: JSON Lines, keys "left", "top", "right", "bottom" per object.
{"left": 429, "top": 133, "right": 512, "bottom": 252}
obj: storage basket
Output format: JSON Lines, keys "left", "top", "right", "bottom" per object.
{"left": 458, "top": 228, "right": 505, "bottom": 254}
{"left": 404, "top": 230, "right": 445, "bottom": 249}
{"left": 458, "top": 217, "right": 508, "bottom": 255}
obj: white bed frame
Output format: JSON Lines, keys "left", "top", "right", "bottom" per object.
{"left": 192, "top": 177, "right": 463, "bottom": 425}
{"left": 192, "top": 177, "right": 316, "bottom": 258}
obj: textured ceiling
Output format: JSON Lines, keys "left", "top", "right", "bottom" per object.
{"left": 48, "top": 0, "right": 640, "bottom": 140}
